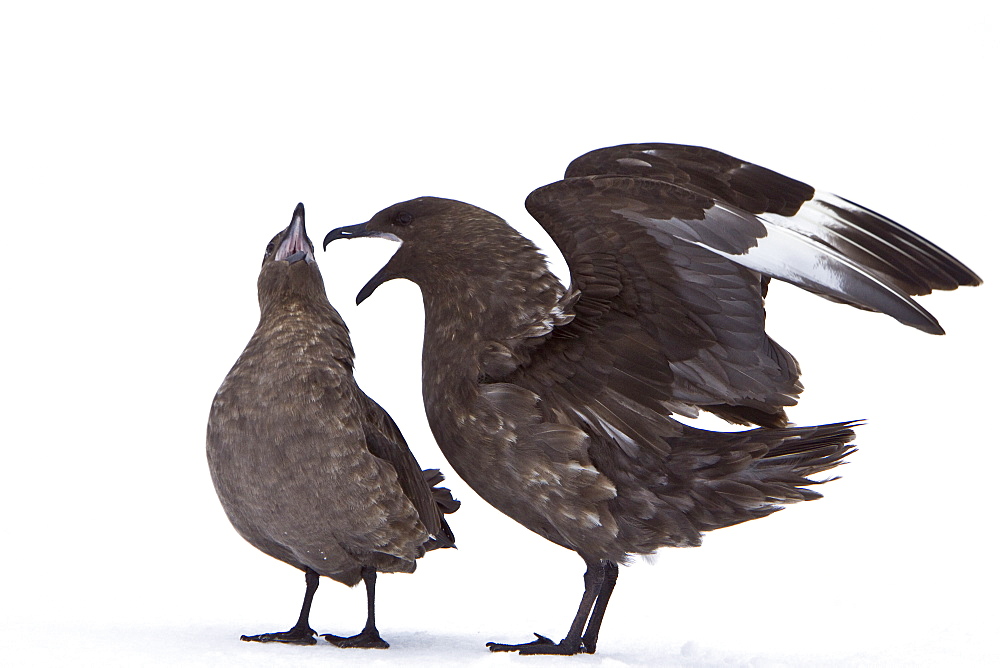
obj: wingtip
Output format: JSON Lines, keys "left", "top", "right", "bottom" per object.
{"left": 910, "top": 313, "right": 946, "bottom": 335}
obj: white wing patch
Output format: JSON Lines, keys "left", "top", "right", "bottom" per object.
{"left": 681, "top": 202, "right": 942, "bottom": 334}
{"left": 618, "top": 196, "right": 946, "bottom": 334}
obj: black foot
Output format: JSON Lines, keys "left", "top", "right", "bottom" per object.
{"left": 487, "top": 633, "right": 587, "bottom": 655}
{"left": 240, "top": 626, "right": 317, "bottom": 645}
{"left": 322, "top": 630, "right": 389, "bottom": 649}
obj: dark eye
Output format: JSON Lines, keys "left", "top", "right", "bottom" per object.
{"left": 393, "top": 211, "right": 414, "bottom": 226}
{"left": 264, "top": 242, "right": 275, "bottom": 259}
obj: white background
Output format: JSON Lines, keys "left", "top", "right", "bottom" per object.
{"left": 2, "top": 2, "right": 997, "bottom": 666}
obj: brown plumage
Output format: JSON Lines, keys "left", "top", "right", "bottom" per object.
{"left": 323, "top": 143, "right": 980, "bottom": 655}
{"left": 207, "top": 203, "right": 457, "bottom": 649}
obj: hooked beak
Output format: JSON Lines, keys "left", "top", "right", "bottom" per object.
{"left": 323, "top": 221, "right": 401, "bottom": 305}
{"left": 323, "top": 222, "right": 375, "bottom": 251}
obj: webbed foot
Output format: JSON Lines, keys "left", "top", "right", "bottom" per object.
{"left": 487, "top": 632, "right": 587, "bottom": 655}
{"left": 240, "top": 625, "right": 317, "bottom": 645}
{"left": 322, "top": 630, "right": 389, "bottom": 649}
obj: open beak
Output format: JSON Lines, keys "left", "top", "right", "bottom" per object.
{"left": 276, "top": 203, "right": 315, "bottom": 264}
{"left": 323, "top": 223, "right": 375, "bottom": 251}
{"left": 323, "top": 221, "right": 401, "bottom": 305}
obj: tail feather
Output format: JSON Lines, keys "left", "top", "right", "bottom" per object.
{"left": 689, "top": 421, "right": 857, "bottom": 536}
{"left": 422, "top": 468, "right": 461, "bottom": 514}
{"left": 613, "top": 420, "right": 858, "bottom": 555}
{"left": 421, "top": 468, "right": 460, "bottom": 550}
{"left": 755, "top": 420, "right": 859, "bottom": 482}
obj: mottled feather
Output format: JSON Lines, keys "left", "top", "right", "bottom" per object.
{"left": 207, "top": 205, "right": 457, "bottom": 646}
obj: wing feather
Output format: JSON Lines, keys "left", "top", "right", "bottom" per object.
{"left": 523, "top": 176, "right": 800, "bottom": 427}
{"left": 359, "top": 395, "right": 444, "bottom": 538}
{"left": 502, "top": 143, "right": 977, "bottom": 428}
{"left": 567, "top": 143, "right": 981, "bottom": 302}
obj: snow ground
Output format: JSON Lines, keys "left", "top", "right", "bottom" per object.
{"left": 10, "top": 623, "right": 996, "bottom": 668}
{"left": 2, "top": 2, "right": 998, "bottom": 666}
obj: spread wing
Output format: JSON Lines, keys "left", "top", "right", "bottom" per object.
{"left": 521, "top": 175, "right": 800, "bottom": 428}
{"left": 513, "top": 144, "right": 980, "bottom": 427}
{"left": 567, "top": 143, "right": 981, "bottom": 309}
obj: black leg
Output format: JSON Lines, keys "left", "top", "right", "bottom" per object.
{"left": 241, "top": 568, "right": 319, "bottom": 645}
{"left": 487, "top": 556, "right": 612, "bottom": 655}
{"left": 581, "top": 560, "right": 618, "bottom": 653}
{"left": 323, "top": 567, "right": 390, "bottom": 649}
